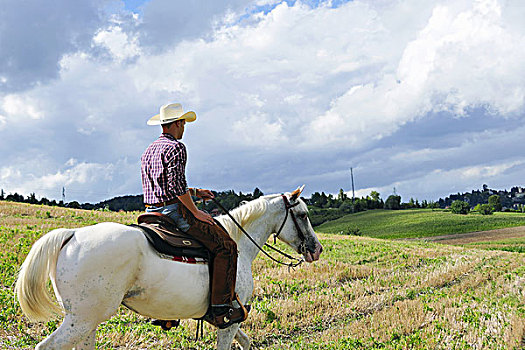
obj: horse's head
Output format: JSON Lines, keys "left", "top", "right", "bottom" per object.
{"left": 271, "top": 186, "right": 323, "bottom": 263}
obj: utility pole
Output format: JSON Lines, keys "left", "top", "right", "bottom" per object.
{"left": 350, "top": 167, "right": 355, "bottom": 205}
{"left": 62, "top": 187, "right": 66, "bottom": 203}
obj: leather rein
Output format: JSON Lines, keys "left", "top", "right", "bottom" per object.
{"left": 211, "top": 196, "right": 305, "bottom": 268}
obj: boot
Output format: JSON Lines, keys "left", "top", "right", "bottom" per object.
{"left": 205, "top": 295, "right": 250, "bottom": 329}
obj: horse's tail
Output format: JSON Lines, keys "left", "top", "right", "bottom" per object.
{"left": 15, "top": 228, "right": 74, "bottom": 322}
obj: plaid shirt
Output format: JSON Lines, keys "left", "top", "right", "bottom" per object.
{"left": 141, "top": 133, "right": 188, "bottom": 204}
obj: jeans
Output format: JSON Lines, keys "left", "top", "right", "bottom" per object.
{"left": 145, "top": 203, "right": 191, "bottom": 232}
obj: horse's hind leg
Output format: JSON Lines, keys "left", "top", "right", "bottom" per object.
{"left": 35, "top": 315, "right": 98, "bottom": 350}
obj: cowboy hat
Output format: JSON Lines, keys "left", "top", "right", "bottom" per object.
{"left": 147, "top": 103, "right": 197, "bottom": 125}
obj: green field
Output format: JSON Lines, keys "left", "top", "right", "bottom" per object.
{"left": 1, "top": 202, "right": 524, "bottom": 349}
{"left": 316, "top": 209, "right": 525, "bottom": 239}
{"left": 462, "top": 236, "right": 525, "bottom": 253}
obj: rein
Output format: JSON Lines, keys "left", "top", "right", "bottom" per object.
{"left": 211, "top": 197, "right": 304, "bottom": 269}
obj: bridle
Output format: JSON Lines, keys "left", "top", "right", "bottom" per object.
{"left": 273, "top": 195, "right": 307, "bottom": 255}
{"left": 211, "top": 195, "right": 307, "bottom": 268}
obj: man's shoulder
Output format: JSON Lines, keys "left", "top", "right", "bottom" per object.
{"left": 148, "top": 136, "right": 185, "bottom": 155}
{"left": 151, "top": 135, "right": 184, "bottom": 146}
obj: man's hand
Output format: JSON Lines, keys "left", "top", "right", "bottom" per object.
{"left": 193, "top": 209, "right": 215, "bottom": 225}
{"left": 178, "top": 191, "right": 215, "bottom": 225}
{"left": 196, "top": 189, "right": 215, "bottom": 201}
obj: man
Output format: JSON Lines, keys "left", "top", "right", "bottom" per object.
{"left": 141, "top": 103, "right": 248, "bottom": 329}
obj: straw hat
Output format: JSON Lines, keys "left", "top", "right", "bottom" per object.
{"left": 147, "top": 103, "right": 197, "bottom": 125}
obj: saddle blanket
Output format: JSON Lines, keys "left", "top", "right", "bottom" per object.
{"left": 158, "top": 252, "right": 208, "bottom": 264}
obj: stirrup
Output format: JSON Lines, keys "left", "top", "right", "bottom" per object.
{"left": 205, "top": 296, "right": 251, "bottom": 329}
{"left": 207, "top": 305, "right": 251, "bottom": 329}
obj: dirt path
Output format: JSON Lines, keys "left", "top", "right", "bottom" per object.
{"left": 419, "top": 225, "right": 525, "bottom": 245}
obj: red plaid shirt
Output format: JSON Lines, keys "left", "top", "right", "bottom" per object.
{"left": 141, "top": 133, "right": 188, "bottom": 204}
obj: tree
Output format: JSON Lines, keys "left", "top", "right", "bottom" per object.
{"left": 253, "top": 187, "right": 264, "bottom": 199}
{"left": 339, "top": 200, "right": 353, "bottom": 213}
{"left": 488, "top": 195, "right": 502, "bottom": 212}
{"left": 67, "top": 201, "right": 81, "bottom": 209}
{"left": 370, "top": 191, "right": 380, "bottom": 202}
{"left": 451, "top": 200, "right": 470, "bottom": 214}
{"left": 384, "top": 195, "right": 401, "bottom": 210}
{"left": 0, "top": 189, "right": 4, "bottom": 200}
{"left": 338, "top": 189, "right": 347, "bottom": 202}
{"left": 27, "top": 192, "right": 37, "bottom": 204}
{"left": 427, "top": 201, "right": 439, "bottom": 210}
{"left": 474, "top": 203, "right": 493, "bottom": 215}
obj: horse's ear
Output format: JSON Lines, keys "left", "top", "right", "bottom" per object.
{"left": 290, "top": 185, "right": 305, "bottom": 201}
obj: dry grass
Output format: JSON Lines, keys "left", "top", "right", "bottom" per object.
{"left": 1, "top": 201, "right": 524, "bottom": 349}
{"left": 244, "top": 242, "right": 524, "bottom": 349}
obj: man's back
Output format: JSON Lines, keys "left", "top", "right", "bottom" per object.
{"left": 141, "top": 133, "right": 187, "bottom": 205}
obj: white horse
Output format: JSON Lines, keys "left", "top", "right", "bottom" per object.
{"left": 15, "top": 188, "right": 323, "bottom": 349}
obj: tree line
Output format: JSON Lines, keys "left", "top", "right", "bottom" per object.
{"left": 2, "top": 184, "right": 525, "bottom": 227}
{"left": 305, "top": 190, "right": 440, "bottom": 226}
{"left": 437, "top": 184, "right": 525, "bottom": 209}
{"left": 0, "top": 188, "right": 265, "bottom": 213}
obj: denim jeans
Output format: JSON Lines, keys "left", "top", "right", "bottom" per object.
{"left": 145, "top": 202, "right": 190, "bottom": 232}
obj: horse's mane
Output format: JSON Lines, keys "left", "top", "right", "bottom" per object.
{"left": 216, "top": 194, "right": 280, "bottom": 242}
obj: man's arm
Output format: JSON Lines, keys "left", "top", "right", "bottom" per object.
{"left": 190, "top": 188, "right": 215, "bottom": 201}
{"left": 177, "top": 191, "right": 215, "bottom": 225}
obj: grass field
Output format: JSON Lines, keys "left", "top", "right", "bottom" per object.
{"left": 316, "top": 209, "right": 525, "bottom": 239}
{"left": 1, "top": 201, "right": 524, "bottom": 349}
{"left": 459, "top": 236, "right": 525, "bottom": 253}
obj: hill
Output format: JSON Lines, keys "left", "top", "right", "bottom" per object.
{"left": 0, "top": 202, "right": 523, "bottom": 349}
{"left": 316, "top": 209, "right": 525, "bottom": 239}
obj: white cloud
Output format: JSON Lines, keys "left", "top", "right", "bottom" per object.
{"left": 93, "top": 26, "right": 142, "bottom": 62}
{"left": 231, "top": 113, "right": 286, "bottom": 147}
{"left": 1, "top": 95, "right": 44, "bottom": 121}
{"left": 459, "top": 161, "right": 524, "bottom": 179}
{"left": 350, "top": 159, "right": 525, "bottom": 202}
{"left": 1, "top": 0, "right": 525, "bottom": 203}
{"left": 305, "top": 0, "right": 525, "bottom": 148}
{"left": 0, "top": 158, "right": 139, "bottom": 202}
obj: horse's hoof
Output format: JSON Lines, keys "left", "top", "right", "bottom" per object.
{"left": 151, "top": 319, "right": 180, "bottom": 331}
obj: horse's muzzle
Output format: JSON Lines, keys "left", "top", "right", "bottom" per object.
{"left": 304, "top": 242, "right": 323, "bottom": 263}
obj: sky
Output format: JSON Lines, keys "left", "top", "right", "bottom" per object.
{"left": 1, "top": 0, "right": 524, "bottom": 204}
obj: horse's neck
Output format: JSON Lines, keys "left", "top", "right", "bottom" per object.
{"left": 219, "top": 211, "right": 275, "bottom": 265}
{"left": 238, "top": 220, "right": 273, "bottom": 264}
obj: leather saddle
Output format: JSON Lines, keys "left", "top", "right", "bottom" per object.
{"left": 132, "top": 212, "right": 209, "bottom": 259}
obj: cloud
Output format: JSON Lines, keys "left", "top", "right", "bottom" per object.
{"left": 231, "top": 113, "right": 286, "bottom": 147}
{"left": 1, "top": 0, "right": 525, "bottom": 203}
{"left": 136, "top": 0, "right": 253, "bottom": 50}
{"left": 0, "top": 158, "right": 139, "bottom": 203}
{"left": 93, "top": 26, "right": 142, "bottom": 62}
{"left": 353, "top": 159, "right": 525, "bottom": 202}
{"left": 304, "top": 0, "right": 525, "bottom": 149}
{"left": 1, "top": 95, "right": 44, "bottom": 121}
{"left": 0, "top": 0, "right": 108, "bottom": 93}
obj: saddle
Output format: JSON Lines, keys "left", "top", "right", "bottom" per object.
{"left": 132, "top": 213, "right": 249, "bottom": 332}
{"left": 132, "top": 212, "right": 209, "bottom": 259}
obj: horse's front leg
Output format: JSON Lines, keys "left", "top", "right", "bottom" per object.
{"left": 235, "top": 328, "right": 251, "bottom": 349}
{"left": 74, "top": 329, "right": 96, "bottom": 350}
{"left": 217, "top": 324, "right": 241, "bottom": 350}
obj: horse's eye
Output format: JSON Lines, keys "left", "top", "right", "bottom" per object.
{"left": 300, "top": 213, "right": 308, "bottom": 220}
